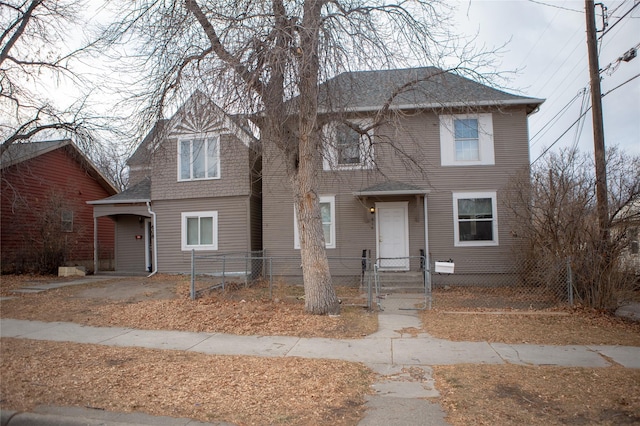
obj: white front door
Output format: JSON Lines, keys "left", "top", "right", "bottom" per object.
{"left": 376, "top": 202, "right": 410, "bottom": 270}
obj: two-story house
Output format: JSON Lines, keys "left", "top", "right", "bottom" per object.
{"left": 91, "top": 67, "right": 542, "bottom": 284}
{"left": 89, "top": 91, "right": 261, "bottom": 274}
{"left": 262, "top": 67, "right": 544, "bottom": 283}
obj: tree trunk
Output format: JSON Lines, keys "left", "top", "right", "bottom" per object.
{"left": 292, "top": 0, "right": 340, "bottom": 315}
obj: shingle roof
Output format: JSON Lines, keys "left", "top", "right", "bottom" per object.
{"left": 353, "top": 180, "right": 429, "bottom": 196}
{"left": 127, "top": 121, "right": 167, "bottom": 167}
{"left": 1, "top": 140, "right": 69, "bottom": 168}
{"left": 88, "top": 177, "right": 150, "bottom": 204}
{"left": 317, "top": 67, "right": 543, "bottom": 114}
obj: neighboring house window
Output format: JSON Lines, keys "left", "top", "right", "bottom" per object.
{"left": 181, "top": 211, "right": 218, "bottom": 251}
{"left": 61, "top": 211, "right": 73, "bottom": 232}
{"left": 294, "top": 195, "right": 336, "bottom": 249}
{"left": 440, "top": 113, "right": 494, "bottom": 166}
{"left": 178, "top": 136, "right": 220, "bottom": 181}
{"left": 452, "top": 192, "right": 498, "bottom": 246}
{"left": 323, "top": 121, "right": 374, "bottom": 170}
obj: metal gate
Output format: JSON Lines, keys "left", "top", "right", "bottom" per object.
{"left": 374, "top": 256, "right": 431, "bottom": 311}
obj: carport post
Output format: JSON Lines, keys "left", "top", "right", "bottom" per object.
{"left": 93, "top": 216, "right": 98, "bottom": 274}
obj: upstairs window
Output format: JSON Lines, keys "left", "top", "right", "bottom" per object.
{"left": 323, "top": 121, "right": 373, "bottom": 170}
{"left": 440, "top": 113, "right": 494, "bottom": 166}
{"left": 178, "top": 136, "right": 220, "bottom": 181}
{"left": 453, "top": 192, "right": 498, "bottom": 246}
{"left": 454, "top": 118, "right": 480, "bottom": 161}
{"left": 336, "top": 125, "right": 362, "bottom": 165}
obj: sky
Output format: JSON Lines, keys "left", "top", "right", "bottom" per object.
{"left": 451, "top": 0, "right": 640, "bottom": 162}
{"left": 29, "top": 0, "right": 640, "bottom": 163}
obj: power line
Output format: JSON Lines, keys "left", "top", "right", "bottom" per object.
{"left": 603, "top": 72, "right": 640, "bottom": 96}
{"left": 598, "top": 0, "right": 640, "bottom": 40}
{"left": 530, "top": 71, "right": 638, "bottom": 165}
{"left": 527, "top": 0, "right": 583, "bottom": 13}
{"left": 530, "top": 90, "right": 584, "bottom": 147}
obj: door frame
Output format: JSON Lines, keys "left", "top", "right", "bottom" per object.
{"left": 375, "top": 201, "right": 410, "bottom": 270}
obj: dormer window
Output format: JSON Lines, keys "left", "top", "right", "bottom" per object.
{"left": 178, "top": 136, "right": 220, "bottom": 181}
{"left": 336, "top": 125, "right": 361, "bottom": 165}
{"left": 323, "top": 120, "right": 374, "bottom": 170}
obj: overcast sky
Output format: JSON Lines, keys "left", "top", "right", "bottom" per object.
{"left": 44, "top": 1, "right": 640, "bottom": 162}
{"left": 452, "top": 0, "right": 639, "bottom": 162}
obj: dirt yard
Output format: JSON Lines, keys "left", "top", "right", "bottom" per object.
{"left": 2, "top": 274, "right": 640, "bottom": 425}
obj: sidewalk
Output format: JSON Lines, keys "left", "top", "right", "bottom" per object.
{"left": 2, "top": 312, "right": 640, "bottom": 425}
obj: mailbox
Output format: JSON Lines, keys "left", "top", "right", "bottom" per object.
{"left": 435, "top": 261, "right": 455, "bottom": 274}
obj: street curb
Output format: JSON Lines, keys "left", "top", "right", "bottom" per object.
{"left": 1, "top": 410, "right": 18, "bottom": 426}
{"left": 0, "top": 409, "right": 231, "bottom": 426}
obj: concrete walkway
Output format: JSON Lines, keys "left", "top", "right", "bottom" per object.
{"left": 1, "top": 282, "right": 639, "bottom": 425}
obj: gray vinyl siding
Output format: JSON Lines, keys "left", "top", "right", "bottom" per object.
{"left": 153, "top": 196, "right": 253, "bottom": 274}
{"left": 150, "top": 133, "right": 251, "bottom": 201}
{"left": 114, "top": 215, "right": 147, "bottom": 272}
{"left": 263, "top": 107, "right": 531, "bottom": 279}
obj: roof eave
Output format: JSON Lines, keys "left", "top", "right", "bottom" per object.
{"left": 87, "top": 198, "right": 151, "bottom": 205}
{"left": 353, "top": 189, "right": 431, "bottom": 196}
{"left": 321, "top": 98, "right": 545, "bottom": 114}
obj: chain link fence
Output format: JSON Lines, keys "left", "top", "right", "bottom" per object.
{"left": 430, "top": 256, "right": 572, "bottom": 310}
{"left": 190, "top": 251, "right": 575, "bottom": 311}
{"left": 189, "top": 250, "right": 267, "bottom": 299}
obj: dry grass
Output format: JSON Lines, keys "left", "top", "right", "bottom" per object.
{"left": 421, "top": 308, "right": 640, "bottom": 346}
{"left": 0, "top": 275, "right": 378, "bottom": 338}
{"left": 3, "top": 274, "right": 640, "bottom": 425}
{"left": 434, "top": 364, "right": 640, "bottom": 425}
{"left": 1, "top": 338, "right": 373, "bottom": 425}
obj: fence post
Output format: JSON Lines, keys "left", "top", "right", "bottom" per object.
{"left": 190, "top": 249, "right": 195, "bottom": 300}
{"left": 566, "top": 257, "right": 574, "bottom": 306}
{"left": 367, "top": 259, "right": 372, "bottom": 310}
{"left": 269, "top": 257, "right": 273, "bottom": 300}
{"left": 245, "top": 254, "right": 249, "bottom": 287}
{"left": 220, "top": 257, "right": 225, "bottom": 290}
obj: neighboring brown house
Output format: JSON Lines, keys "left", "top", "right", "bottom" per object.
{"left": 89, "top": 91, "right": 261, "bottom": 274}
{"left": 1, "top": 139, "right": 118, "bottom": 273}
{"left": 262, "top": 67, "right": 544, "bottom": 283}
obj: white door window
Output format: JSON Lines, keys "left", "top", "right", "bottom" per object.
{"left": 376, "top": 202, "right": 410, "bottom": 270}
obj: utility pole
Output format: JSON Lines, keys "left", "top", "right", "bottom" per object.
{"left": 585, "top": 0, "right": 609, "bottom": 243}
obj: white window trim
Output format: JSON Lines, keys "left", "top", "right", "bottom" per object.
{"left": 440, "top": 113, "right": 494, "bottom": 166}
{"left": 177, "top": 134, "right": 221, "bottom": 181}
{"left": 452, "top": 191, "right": 499, "bottom": 247}
{"left": 181, "top": 211, "right": 219, "bottom": 251}
{"left": 323, "top": 120, "right": 374, "bottom": 171}
{"left": 294, "top": 195, "right": 336, "bottom": 249}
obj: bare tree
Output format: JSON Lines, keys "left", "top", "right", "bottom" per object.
{"left": 505, "top": 147, "right": 640, "bottom": 310}
{"left": 103, "top": 0, "right": 497, "bottom": 314}
{"left": 0, "top": 0, "right": 98, "bottom": 155}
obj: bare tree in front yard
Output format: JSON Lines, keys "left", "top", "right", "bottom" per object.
{"left": 506, "top": 147, "right": 640, "bottom": 310}
{"left": 101, "top": 0, "right": 498, "bottom": 314}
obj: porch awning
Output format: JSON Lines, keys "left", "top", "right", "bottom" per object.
{"left": 353, "top": 180, "right": 430, "bottom": 197}
{"left": 87, "top": 178, "right": 151, "bottom": 217}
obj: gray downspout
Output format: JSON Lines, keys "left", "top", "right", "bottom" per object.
{"left": 146, "top": 201, "right": 158, "bottom": 277}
